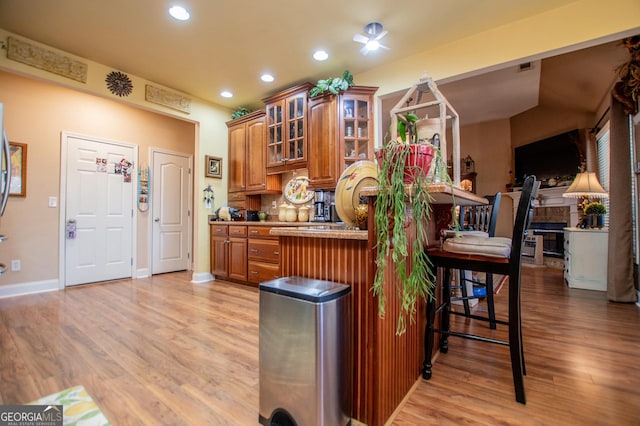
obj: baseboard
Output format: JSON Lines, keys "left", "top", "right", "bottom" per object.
{"left": 0, "top": 279, "right": 59, "bottom": 299}
{"left": 636, "top": 290, "right": 640, "bottom": 308}
{"left": 191, "top": 271, "right": 214, "bottom": 284}
{"left": 136, "top": 268, "right": 150, "bottom": 278}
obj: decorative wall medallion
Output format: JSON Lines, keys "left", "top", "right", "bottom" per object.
{"left": 6, "top": 36, "right": 87, "bottom": 83}
{"left": 105, "top": 71, "right": 133, "bottom": 97}
{"left": 145, "top": 84, "right": 191, "bottom": 113}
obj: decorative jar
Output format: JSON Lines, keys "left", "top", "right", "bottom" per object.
{"left": 297, "top": 205, "right": 310, "bottom": 222}
{"left": 278, "top": 203, "right": 289, "bottom": 222}
{"left": 286, "top": 204, "right": 298, "bottom": 222}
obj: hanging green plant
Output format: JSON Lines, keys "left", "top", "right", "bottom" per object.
{"left": 309, "top": 70, "right": 355, "bottom": 98}
{"left": 373, "top": 129, "right": 458, "bottom": 335}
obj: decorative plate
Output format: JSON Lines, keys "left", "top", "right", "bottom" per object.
{"left": 335, "top": 160, "right": 378, "bottom": 227}
{"left": 284, "top": 176, "right": 314, "bottom": 204}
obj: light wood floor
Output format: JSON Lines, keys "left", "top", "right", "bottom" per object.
{"left": 0, "top": 268, "right": 638, "bottom": 425}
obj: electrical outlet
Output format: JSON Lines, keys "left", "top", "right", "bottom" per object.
{"left": 272, "top": 201, "right": 277, "bottom": 209}
{"left": 11, "top": 260, "right": 20, "bottom": 272}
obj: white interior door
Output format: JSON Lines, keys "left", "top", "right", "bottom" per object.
{"left": 64, "top": 135, "right": 135, "bottom": 286}
{"left": 152, "top": 150, "right": 191, "bottom": 274}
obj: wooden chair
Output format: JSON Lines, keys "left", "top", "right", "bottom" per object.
{"left": 423, "top": 176, "right": 538, "bottom": 404}
{"left": 452, "top": 192, "right": 502, "bottom": 326}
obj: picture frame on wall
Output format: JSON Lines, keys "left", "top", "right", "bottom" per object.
{"left": 9, "top": 142, "right": 27, "bottom": 197}
{"left": 205, "top": 155, "right": 222, "bottom": 179}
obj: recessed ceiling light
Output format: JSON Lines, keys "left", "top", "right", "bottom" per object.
{"left": 220, "top": 91, "right": 233, "bottom": 98}
{"left": 261, "top": 74, "right": 275, "bottom": 82}
{"left": 169, "top": 5, "right": 190, "bottom": 21}
{"left": 313, "top": 50, "right": 329, "bottom": 61}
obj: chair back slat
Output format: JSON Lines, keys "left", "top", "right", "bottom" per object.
{"left": 458, "top": 192, "right": 502, "bottom": 237}
{"left": 509, "top": 176, "right": 539, "bottom": 271}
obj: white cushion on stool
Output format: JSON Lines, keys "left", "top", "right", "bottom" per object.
{"left": 443, "top": 235, "right": 512, "bottom": 258}
{"left": 442, "top": 229, "right": 489, "bottom": 239}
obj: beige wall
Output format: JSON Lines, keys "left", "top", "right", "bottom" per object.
{"left": 0, "top": 70, "right": 195, "bottom": 286}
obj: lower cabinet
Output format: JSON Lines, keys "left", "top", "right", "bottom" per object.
{"left": 210, "top": 225, "right": 248, "bottom": 282}
{"left": 247, "top": 226, "right": 281, "bottom": 285}
{"left": 564, "top": 227, "right": 608, "bottom": 291}
{"left": 210, "top": 224, "right": 280, "bottom": 286}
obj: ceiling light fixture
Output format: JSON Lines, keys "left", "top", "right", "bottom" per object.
{"left": 220, "top": 91, "right": 233, "bottom": 98}
{"left": 313, "top": 50, "right": 329, "bottom": 61}
{"left": 261, "top": 74, "right": 275, "bottom": 82}
{"left": 353, "top": 21, "right": 390, "bottom": 55}
{"left": 365, "top": 40, "right": 380, "bottom": 51}
{"left": 169, "top": 5, "right": 190, "bottom": 21}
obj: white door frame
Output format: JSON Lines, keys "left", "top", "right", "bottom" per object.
{"left": 149, "top": 147, "right": 193, "bottom": 274}
{"left": 59, "top": 131, "right": 138, "bottom": 289}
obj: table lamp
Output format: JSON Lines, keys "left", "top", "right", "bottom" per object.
{"left": 562, "top": 172, "right": 608, "bottom": 224}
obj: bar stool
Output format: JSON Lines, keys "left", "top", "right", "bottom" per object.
{"left": 423, "top": 176, "right": 538, "bottom": 404}
{"left": 450, "top": 192, "right": 502, "bottom": 326}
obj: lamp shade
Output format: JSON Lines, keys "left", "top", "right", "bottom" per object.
{"left": 562, "top": 172, "right": 608, "bottom": 198}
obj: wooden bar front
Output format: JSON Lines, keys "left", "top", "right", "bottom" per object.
{"left": 274, "top": 186, "right": 486, "bottom": 426}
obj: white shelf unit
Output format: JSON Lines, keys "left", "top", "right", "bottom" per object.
{"left": 564, "top": 227, "right": 608, "bottom": 291}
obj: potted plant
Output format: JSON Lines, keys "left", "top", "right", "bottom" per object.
{"left": 373, "top": 118, "right": 455, "bottom": 335}
{"left": 584, "top": 201, "right": 607, "bottom": 228}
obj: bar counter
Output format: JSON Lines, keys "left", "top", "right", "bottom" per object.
{"left": 272, "top": 185, "right": 486, "bottom": 425}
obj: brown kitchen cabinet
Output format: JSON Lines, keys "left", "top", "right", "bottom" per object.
{"left": 307, "top": 86, "right": 377, "bottom": 189}
{"left": 263, "top": 83, "right": 313, "bottom": 174}
{"left": 247, "top": 226, "right": 280, "bottom": 285}
{"left": 210, "top": 225, "right": 248, "bottom": 281}
{"left": 226, "top": 110, "right": 279, "bottom": 212}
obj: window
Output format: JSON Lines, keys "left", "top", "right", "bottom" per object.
{"left": 596, "top": 123, "right": 610, "bottom": 228}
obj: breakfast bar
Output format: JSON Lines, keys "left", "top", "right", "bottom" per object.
{"left": 270, "top": 184, "right": 486, "bottom": 426}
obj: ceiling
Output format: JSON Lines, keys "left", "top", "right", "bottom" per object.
{"left": 0, "top": 1, "right": 630, "bottom": 126}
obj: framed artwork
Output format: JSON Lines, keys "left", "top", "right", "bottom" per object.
{"left": 205, "top": 155, "right": 222, "bottom": 179}
{"left": 9, "top": 142, "right": 27, "bottom": 197}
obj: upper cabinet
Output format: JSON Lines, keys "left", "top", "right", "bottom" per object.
{"left": 263, "top": 83, "right": 313, "bottom": 174}
{"left": 308, "top": 86, "right": 378, "bottom": 189}
{"left": 226, "top": 110, "right": 279, "bottom": 212}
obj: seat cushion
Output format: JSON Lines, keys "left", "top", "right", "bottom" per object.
{"left": 443, "top": 235, "right": 512, "bottom": 258}
{"left": 442, "top": 229, "right": 489, "bottom": 239}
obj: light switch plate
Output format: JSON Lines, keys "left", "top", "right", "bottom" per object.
{"left": 48, "top": 196, "right": 57, "bottom": 207}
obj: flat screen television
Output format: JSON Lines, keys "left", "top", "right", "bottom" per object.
{"left": 514, "top": 129, "right": 583, "bottom": 184}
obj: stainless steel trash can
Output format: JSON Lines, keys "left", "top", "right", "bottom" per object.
{"left": 259, "top": 276, "right": 352, "bottom": 426}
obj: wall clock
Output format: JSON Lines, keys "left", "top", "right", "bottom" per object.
{"left": 105, "top": 71, "right": 133, "bottom": 97}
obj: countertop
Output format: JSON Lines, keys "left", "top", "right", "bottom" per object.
{"left": 360, "top": 183, "right": 488, "bottom": 206}
{"left": 208, "top": 219, "right": 339, "bottom": 227}
{"left": 269, "top": 225, "right": 368, "bottom": 240}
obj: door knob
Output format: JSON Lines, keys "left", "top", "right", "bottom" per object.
{"left": 154, "top": 218, "right": 160, "bottom": 222}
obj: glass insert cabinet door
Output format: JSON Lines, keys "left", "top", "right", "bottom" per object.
{"left": 342, "top": 96, "right": 372, "bottom": 170}
{"left": 267, "top": 101, "right": 283, "bottom": 165}
{"left": 266, "top": 94, "right": 307, "bottom": 167}
{"left": 286, "top": 95, "right": 306, "bottom": 163}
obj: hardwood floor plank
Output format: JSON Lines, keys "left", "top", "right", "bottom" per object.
{"left": 1, "top": 268, "right": 639, "bottom": 425}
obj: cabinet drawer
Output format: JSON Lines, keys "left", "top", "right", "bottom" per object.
{"left": 247, "top": 226, "right": 277, "bottom": 239}
{"left": 229, "top": 225, "right": 247, "bottom": 237}
{"left": 248, "top": 239, "right": 280, "bottom": 262}
{"left": 248, "top": 260, "right": 280, "bottom": 284}
{"left": 210, "top": 225, "right": 228, "bottom": 237}
{"left": 228, "top": 192, "right": 246, "bottom": 202}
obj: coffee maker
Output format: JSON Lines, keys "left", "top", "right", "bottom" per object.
{"left": 313, "top": 190, "right": 325, "bottom": 222}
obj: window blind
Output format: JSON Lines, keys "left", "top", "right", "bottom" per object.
{"left": 596, "top": 123, "right": 610, "bottom": 228}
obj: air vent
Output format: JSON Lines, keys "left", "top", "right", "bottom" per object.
{"left": 518, "top": 62, "right": 533, "bottom": 72}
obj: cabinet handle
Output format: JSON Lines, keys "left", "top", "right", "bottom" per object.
{"left": 273, "top": 251, "right": 279, "bottom": 255}
{"left": 250, "top": 249, "right": 259, "bottom": 253}
{"left": 251, "top": 271, "right": 258, "bottom": 275}
{"left": 250, "top": 230, "right": 258, "bottom": 234}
